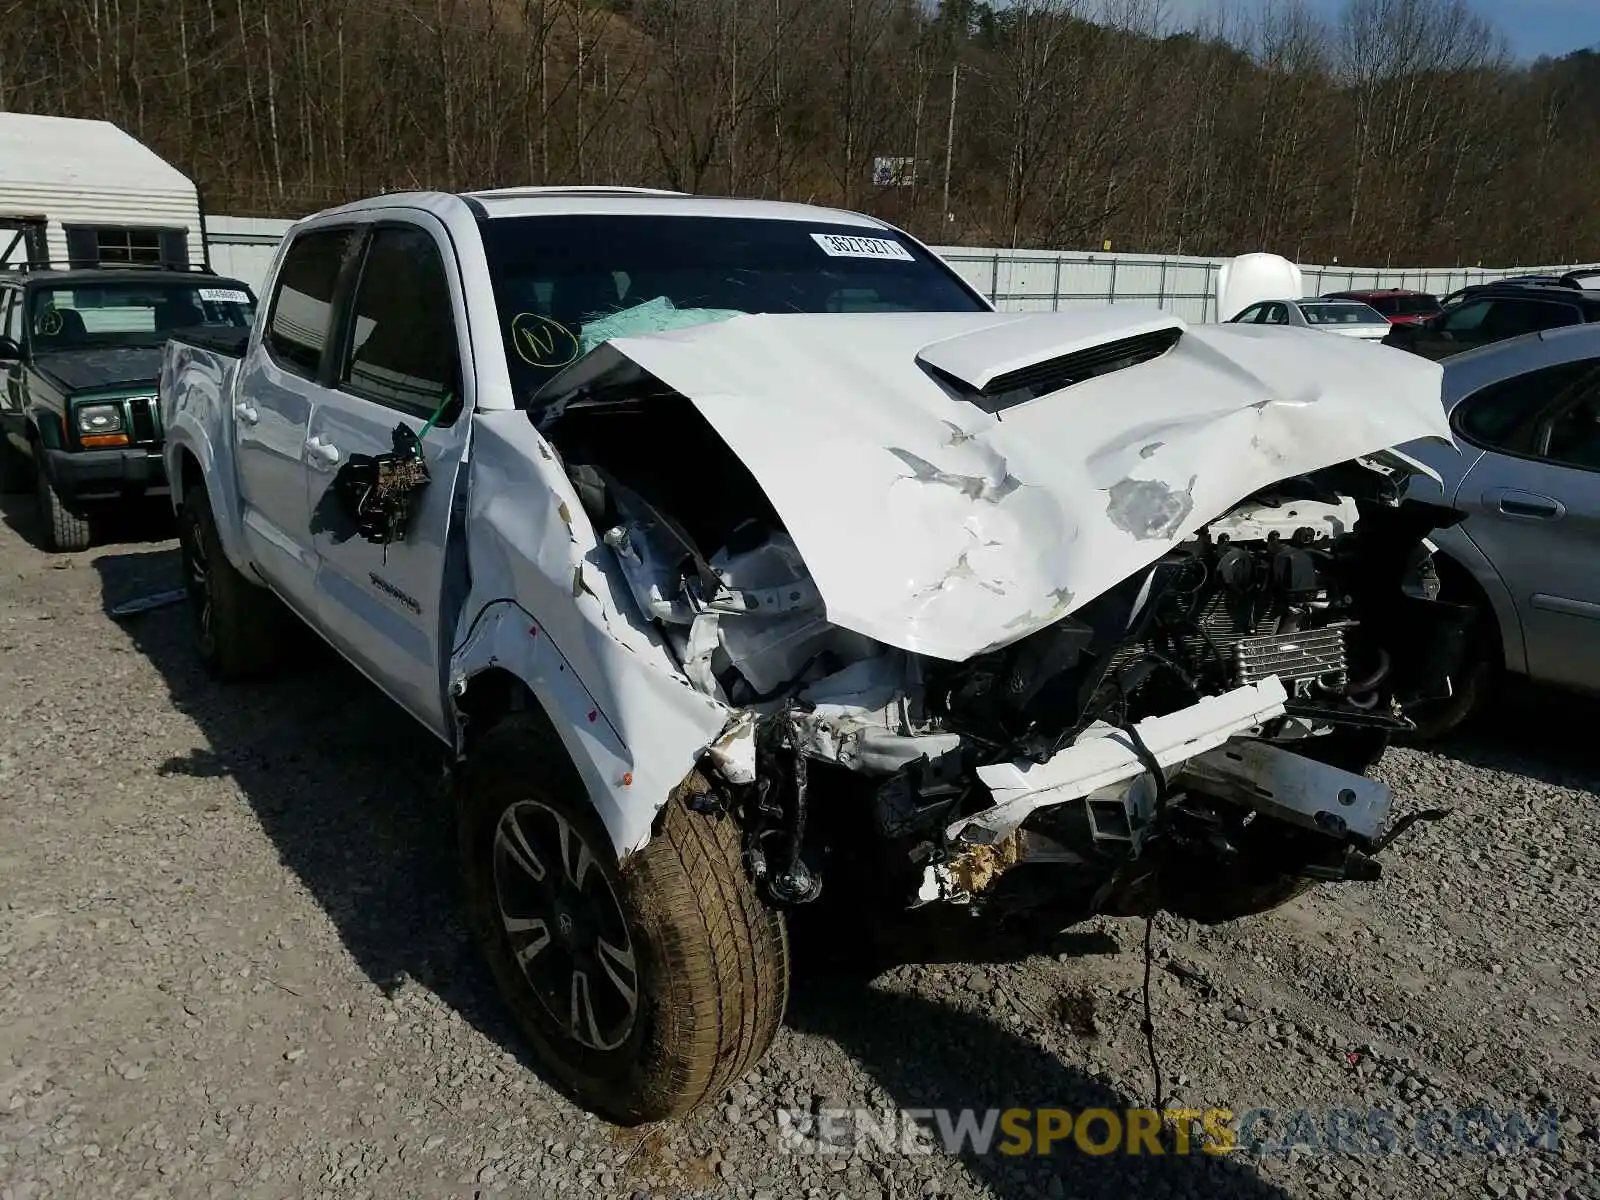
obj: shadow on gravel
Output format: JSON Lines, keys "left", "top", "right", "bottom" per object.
{"left": 0, "top": 489, "right": 178, "bottom": 552}
{"left": 92, "top": 547, "right": 544, "bottom": 1072}
{"left": 787, "top": 979, "right": 1293, "bottom": 1200}
{"left": 1421, "top": 683, "right": 1600, "bottom": 796}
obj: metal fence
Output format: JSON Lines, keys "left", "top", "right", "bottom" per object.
{"left": 200, "top": 218, "right": 1595, "bottom": 323}
{"left": 203, "top": 216, "right": 293, "bottom": 290}
{"left": 929, "top": 245, "right": 1599, "bottom": 322}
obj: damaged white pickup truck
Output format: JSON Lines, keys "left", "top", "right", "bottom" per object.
{"left": 160, "top": 187, "right": 1472, "bottom": 1125}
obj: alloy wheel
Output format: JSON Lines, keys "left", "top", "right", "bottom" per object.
{"left": 492, "top": 799, "right": 639, "bottom": 1052}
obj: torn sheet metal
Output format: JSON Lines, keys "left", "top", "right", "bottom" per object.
{"left": 537, "top": 311, "right": 1451, "bottom": 663}
{"left": 947, "top": 677, "right": 1290, "bottom": 846}
{"left": 1177, "top": 739, "right": 1393, "bottom": 843}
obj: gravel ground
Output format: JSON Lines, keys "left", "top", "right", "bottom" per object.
{"left": 1, "top": 495, "right": 1598, "bottom": 1200}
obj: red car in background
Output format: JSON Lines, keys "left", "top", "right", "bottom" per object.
{"left": 1322, "top": 288, "right": 1442, "bottom": 326}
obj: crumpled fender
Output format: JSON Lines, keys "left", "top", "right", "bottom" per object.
{"left": 449, "top": 411, "right": 730, "bottom": 856}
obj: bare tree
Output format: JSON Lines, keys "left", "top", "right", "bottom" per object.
{"left": 0, "top": 0, "right": 1594, "bottom": 266}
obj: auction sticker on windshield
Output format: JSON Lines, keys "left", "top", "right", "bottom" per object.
{"left": 811, "top": 233, "right": 915, "bottom": 262}
{"left": 199, "top": 288, "right": 251, "bottom": 304}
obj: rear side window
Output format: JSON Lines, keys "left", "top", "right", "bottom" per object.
{"left": 339, "top": 225, "right": 461, "bottom": 422}
{"left": 265, "top": 227, "right": 356, "bottom": 378}
{"left": 1454, "top": 357, "right": 1600, "bottom": 455}
{"left": 1365, "top": 295, "right": 1401, "bottom": 316}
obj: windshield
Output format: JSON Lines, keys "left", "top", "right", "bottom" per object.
{"left": 28, "top": 281, "right": 256, "bottom": 351}
{"left": 1300, "top": 302, "right": 1388, "bottom": 326}
{"left": 480, "top": 214, "right": 988, "bottom": 396}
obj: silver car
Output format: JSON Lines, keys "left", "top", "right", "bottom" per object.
{"left": 1228, "top": 298, "right": 1392, "bottom": 340}
{"left": 1400, "top": 324, "right": 1600, "bottom": 735}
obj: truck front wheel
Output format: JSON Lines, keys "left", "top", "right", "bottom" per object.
{"left": 178, "top": 484, "right": 292, "bottom": 680}
{"left": 458, "top": 712, "right": 789, "bottom": 1125}
{"left": 35, "top": 457, "right": 91, "bottom": 551}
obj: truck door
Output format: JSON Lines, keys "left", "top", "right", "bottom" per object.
{"left": 234, "top": 225, "right": 361, "bottom": 618}
{"left": 306, "top": 218, "right": 472, "bottom": 740}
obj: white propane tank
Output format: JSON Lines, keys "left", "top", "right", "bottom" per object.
{"left": 1216, "top": 253, "right": 1305, "bottom": 322}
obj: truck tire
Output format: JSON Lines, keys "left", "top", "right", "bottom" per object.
{"left": 458, "top": 712, "right": 789, "bottom": 1125}
{"left": 178, "top": 484, "right": 291, "bottom": 680}
{"left": 35, "top": 456, "right": 91, "bottom": 551}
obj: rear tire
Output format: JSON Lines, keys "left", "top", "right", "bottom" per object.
{"left": 34, "top": 456, "right": 91, "bottom": 551}
{"left": 1402, "top": 586, "right": 1497, "bottom": 742}
{"left": 1403, "top": 644, "right": 1492, "bottom": 741}
{"left": 178, "top": 483, "right": 292, "bottom": 680}
{"left": 458, "top": 712, "right": 789, "bottom": 1125}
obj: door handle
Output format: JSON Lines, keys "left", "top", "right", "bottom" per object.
{"left": 233, "top": 401, "right": 259, "bottom": 425}
{"left": 304, "top": 436, "right": 341, "bottom": 466}
{"left": 1486, "top": 488, "right": 1564, "bottom": 520}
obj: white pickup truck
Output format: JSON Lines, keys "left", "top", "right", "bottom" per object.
{"left": 160, "top": 186, "right": 1471, "bottom": 1125}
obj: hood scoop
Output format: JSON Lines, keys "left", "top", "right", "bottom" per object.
{"left": 916, "top": 310, "right": 1186, "bottom": 413}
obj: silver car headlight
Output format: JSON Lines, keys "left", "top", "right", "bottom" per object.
{"left": 76, "top": 403, "right": 124, "bottom": 435}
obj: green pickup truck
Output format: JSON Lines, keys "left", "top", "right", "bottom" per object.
{"left": 0, "top": 266, "right": 256, "bottom": 550}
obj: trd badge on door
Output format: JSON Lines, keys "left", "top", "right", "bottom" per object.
{"left": 332, "top": 422, "right": 432, "bottom": 547}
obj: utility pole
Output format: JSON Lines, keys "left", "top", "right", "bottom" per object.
{"left": 942, "top": 62, "right": 959, "bottom": 228}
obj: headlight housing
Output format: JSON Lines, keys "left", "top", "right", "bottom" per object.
{"left": 76, "top": 403, "right": 124, "bottom": 436}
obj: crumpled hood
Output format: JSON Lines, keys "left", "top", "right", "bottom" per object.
{"left": 33, "top": 346, "right": 164, "bottom": 394}
{"left": 544, "top": 311, "right": 1451, "bottom": 662}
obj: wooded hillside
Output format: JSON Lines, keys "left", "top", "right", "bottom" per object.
{"left": 2, "top": 0, "right": 1595, "bottom": 265}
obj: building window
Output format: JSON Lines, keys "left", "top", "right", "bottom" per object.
{"left": 62, "top": 225, "right": 190, "bottom": 269}
{"left": 96, "top": 228, "right": 163, "bottom": 264}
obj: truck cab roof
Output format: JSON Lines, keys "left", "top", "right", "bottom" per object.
{"left": 299, "top": 187, "right": 901, "bottom": 232}
{"left": 2, "top": 265, "right": 246, "bottom": 290}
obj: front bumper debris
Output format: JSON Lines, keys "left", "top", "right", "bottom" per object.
{"left": 947, "top": 678, "right": 1290, "bottom": 847}
{"left": 43, "top": 445, "right": 168, "bottom": 502}
{"left": 1177, "top": 739, "right": 1392, "bottom": 843}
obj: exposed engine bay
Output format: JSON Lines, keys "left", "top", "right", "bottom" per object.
{"left": 537, "top": 376, "right": 1472, "bottom": 929}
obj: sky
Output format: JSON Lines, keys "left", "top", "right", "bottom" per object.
{"left": 1161, "top": 0, "right": 1600, "bottom": 60}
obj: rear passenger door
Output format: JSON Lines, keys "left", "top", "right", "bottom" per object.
{"left": 235, "top": 225, "right": 361, "bottom": 615}
{"left": 1451, "top": 358, "right": 1600, "bottom": 692}
{"left": 307, "top": 218, "right": 472, "bottom": 740}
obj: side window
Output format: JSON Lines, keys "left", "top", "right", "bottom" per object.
{"left": 339, "top": 225, "right": 461, "bottom": 422}
{"left": 1543, "top": 381, "right": 1600, "bottom": 471}
{"left": 1454, "top": 358, "right": 1600, "bottom": 456}
{"left": 0, "top": 291, "right": 16, "bottom": 350}
{"left": 1232, "top": 304, "right": 1262, "bottom": 324}
{"left": 264, "top": 227, "right": 357, "bottom": 379}
{"left": 1262, "top": 303, "right": 1288, "bottom": 325}
{"left": 1483, "top": 299, "right": 1581, "bottom": 339}
{"left": 1441, "top": 300, "right": 1491, "bottom": 334}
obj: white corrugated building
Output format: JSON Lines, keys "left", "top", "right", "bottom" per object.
{"left": 0, "top": 113, "right": 204, "bottom": 271}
